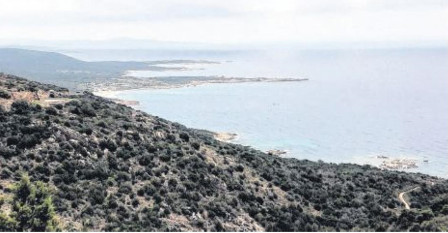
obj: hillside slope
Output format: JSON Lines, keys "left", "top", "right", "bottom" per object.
{"left": 0, "top": 74, "right": 447, "bottom": 231}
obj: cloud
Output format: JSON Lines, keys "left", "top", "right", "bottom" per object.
{"left": 0, "top": 0, "right": 447, "bottom": 45}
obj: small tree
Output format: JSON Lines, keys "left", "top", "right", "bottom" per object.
{"left": 5, "top": 175, "right": 61, "bottom": 231}
{"left": 0, "top": 212, "right": 16, "bottom": 231}
{"left": 0, "top": 194, "right": 16, "bottom": 231}
{"left": 0, "top": 89, "right": 11, "bottom": 99}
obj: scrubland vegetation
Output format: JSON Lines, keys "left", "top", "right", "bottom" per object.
{"left": 0, "top": 74, "right": 447, "bottom": 231}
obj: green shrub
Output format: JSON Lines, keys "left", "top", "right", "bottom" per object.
{"left": 45, "top": 107, "right": 58, "bottom": 115}
{"left": 179, "top": 133, "right": 189, "bottom": 142}
{"left": 191, "top": 142, "right": 200, "bottom": 150}
{"left": 11, "top": 100, "right": 31, "bottom": 114}
{"left": 0, "top": 213, "right": 16, "bottom": 231}
{"left": 99, "top": 139, "right": 117, "bottom": 152}
{"left": 1, "top": 175, "right": 62, "bottom": 231}
{"left": 0, "top": 89, "right": 11, "bottom": 99}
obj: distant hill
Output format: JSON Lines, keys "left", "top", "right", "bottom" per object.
{"left": 0, "top": 48, "right": 308, "bottom": 93}
{"left": 0, "top": 48, "right": 149, "bottom": 90}
{"left": 0, "top": 74, "right": 447, "bottom": 231}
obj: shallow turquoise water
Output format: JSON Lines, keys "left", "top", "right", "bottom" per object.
{"left": 109, "top": 49, "right": 448, "bottom": 177}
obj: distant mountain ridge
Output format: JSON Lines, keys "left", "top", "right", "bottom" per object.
{"left": 0, "top": 48, "right": 83, "bottom": 67}
{"left": 0, "top": 48, "right": 149, "bottom": 90}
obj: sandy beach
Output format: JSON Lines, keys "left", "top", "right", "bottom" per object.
{"left": 93, "top": 90, "right": 140, "bottom": 106}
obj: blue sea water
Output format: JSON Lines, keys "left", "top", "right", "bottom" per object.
{"left": 81, "top": 48, "right": 448, "bottom": 177}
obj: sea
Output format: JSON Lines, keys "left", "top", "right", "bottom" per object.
{"left": 66, "top": 48, "right": 448, "bottom": 178}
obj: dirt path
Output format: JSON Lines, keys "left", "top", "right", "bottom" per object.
{"left": 398, "top": 180, "right": 437, "bottom": 210}
{"left": 398, "top": 187, "right": 420, "bottom": 210}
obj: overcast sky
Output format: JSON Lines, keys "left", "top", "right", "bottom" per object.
{"left": 0, "top": 0, "right": 447, "bottom": 46}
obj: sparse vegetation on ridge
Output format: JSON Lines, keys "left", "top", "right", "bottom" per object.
{"left": 0, "top": 73, "right": 447, "bottom": 231}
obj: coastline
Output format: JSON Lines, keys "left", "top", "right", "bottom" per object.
{"left": 211, "top": 131, "right": 290, "bottom": 157}
{"left": 93, "top": 90, "right": 140, "bottom": 106}
{"left": 87, "top": 75, "right": 308, "bottom": 93}
{"left": 92, "top": 78, "right": 442, "bottom": 177}
{"left": 92, "top": 75, "right": 308, "bottom": 106}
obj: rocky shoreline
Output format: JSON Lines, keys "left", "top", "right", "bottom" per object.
{"left": 213, "top": 132, "right": 238, "bottom": 142}
{"left": 267, "top": 149, "right": 288, "bottom": 156}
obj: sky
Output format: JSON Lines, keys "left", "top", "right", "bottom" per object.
{"left": 0, "top": 0, "right": 447, "bottom": 48}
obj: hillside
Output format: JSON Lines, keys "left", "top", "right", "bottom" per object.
{"left": 0, "top": 73, "right": 447, "bottom": 231}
